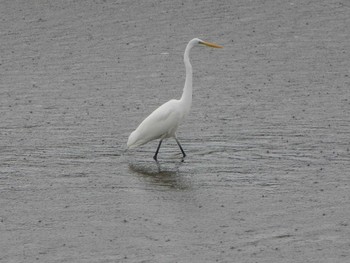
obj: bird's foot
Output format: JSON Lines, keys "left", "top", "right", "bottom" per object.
{"left": 181, "top": 154, "right": 186, "bottom": 162}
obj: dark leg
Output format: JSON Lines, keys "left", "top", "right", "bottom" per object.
{"left": 175, "top": 138, "right": 186, "bottom": 158}
{"left": 153, "top": 140, "right": 163, "bottom": 161}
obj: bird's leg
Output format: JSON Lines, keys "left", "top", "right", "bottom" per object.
{"left": 175, "top": 138, "right": 186, "bottom": 158}
{"left": 153, "top": 140, "right": 163, "bottom": 161}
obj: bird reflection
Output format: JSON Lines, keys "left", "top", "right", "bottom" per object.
{"left": 128, "top": 161, "right": 190, "bottom": 190}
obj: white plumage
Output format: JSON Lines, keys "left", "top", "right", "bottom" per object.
{"left": 127, "top": 38, "right": 222, "bottom": 161}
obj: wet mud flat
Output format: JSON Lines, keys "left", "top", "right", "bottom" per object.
{"left": 1, "top": 0, "right": 350, "bottom": 262}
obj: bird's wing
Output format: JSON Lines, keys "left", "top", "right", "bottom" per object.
{"left": 127, "top": 100, "right": 182, "bottom": 148}
{"left": 146, "top": 99, "right": 180, "bottom": 122}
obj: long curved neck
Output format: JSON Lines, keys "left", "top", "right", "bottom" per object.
{"left": 180, "top": 42, "right": 193, "bottom": 110}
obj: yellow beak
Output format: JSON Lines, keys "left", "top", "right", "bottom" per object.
{"left": 199, "top": 40, "right": 223, "bottom": 48}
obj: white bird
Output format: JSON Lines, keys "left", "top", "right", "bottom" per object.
{"left": 127, "top": 38, "right": 223, "bottom": 161}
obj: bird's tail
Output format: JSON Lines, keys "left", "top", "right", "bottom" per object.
{"left": 127, "top": 130, "right": 140, "bottom": 149}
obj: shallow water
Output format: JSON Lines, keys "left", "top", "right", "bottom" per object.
{"left": 1, "top": 0, "right": 350, "bottom": 262}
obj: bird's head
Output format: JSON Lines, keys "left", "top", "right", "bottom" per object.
{"left": 196, "top": 38, "right": 223, "bottom": 48}
{"left": 184, "top": 38, "right": 223, "bottom": 59}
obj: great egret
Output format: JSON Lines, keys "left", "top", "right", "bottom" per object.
{"left": 127, "top": 38, "right": 223, "bottom": 161}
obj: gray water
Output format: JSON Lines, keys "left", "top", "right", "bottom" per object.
{"left": 1, "top": 1, "right": 349, "bottom": 262}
